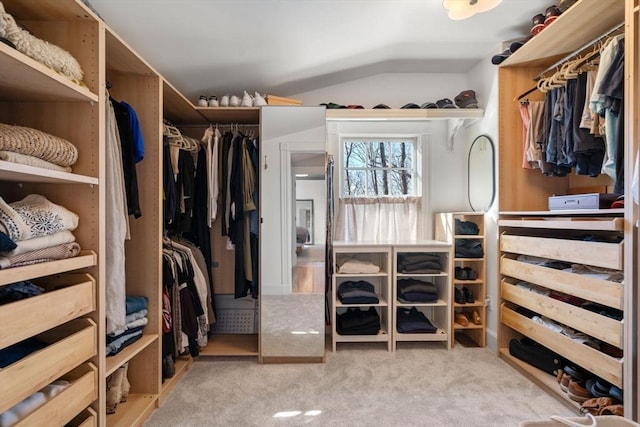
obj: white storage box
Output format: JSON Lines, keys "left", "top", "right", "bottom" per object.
{"left": 548, "top": 193, "right": 620, "bottom": 210}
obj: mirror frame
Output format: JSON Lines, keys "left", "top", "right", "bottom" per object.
{"left": 296, "top": 199, "right": 314, "bottom": 244}
{"left": 467, "top": 134, "right": 496, "bottom": 212}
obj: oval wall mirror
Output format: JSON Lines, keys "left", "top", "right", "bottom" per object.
{"left": 468, "top": 135, "right": 496, "bottom": 212}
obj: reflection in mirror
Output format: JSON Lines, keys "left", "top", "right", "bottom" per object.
{"left": 468, "top": 135, "right": 495, "bottom": 212}
{"left": 296, "top": 199, "right": 314, "bottom": 245}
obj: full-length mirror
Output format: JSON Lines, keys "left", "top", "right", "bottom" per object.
{"left": 468, "top": 135, "right": 495, "bottom": 212}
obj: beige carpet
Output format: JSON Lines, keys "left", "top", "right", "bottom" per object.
{"left": 144, "top": 343, "right": 576, "bottom": 427}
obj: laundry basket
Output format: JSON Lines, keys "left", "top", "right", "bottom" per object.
{"left": 520, "top": 414, "right": 640, "bottom": 427}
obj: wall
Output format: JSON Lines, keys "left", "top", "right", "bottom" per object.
{"left": 296, "top": 180, "right": 327, "bottom": 245}
{"left": 466, "top": 53, "right": 500, "bottom": 350}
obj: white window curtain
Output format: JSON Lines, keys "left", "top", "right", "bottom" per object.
{"left": 335, "top": 196, "right": 422, "bottom": 242}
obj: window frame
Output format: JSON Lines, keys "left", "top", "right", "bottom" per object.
{"left": 338, "top": 133, "right": 423, "bottom": 198}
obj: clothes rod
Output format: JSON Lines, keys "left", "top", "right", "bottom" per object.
{"left": 533, "top": 21, "right": 624, "bottom": 81}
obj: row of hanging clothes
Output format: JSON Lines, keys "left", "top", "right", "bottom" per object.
{"left": 517, "top": 23, "right": 625, "bottom": 194}
{"left": 161, "top": 120, "right": 260, "bottom": 344}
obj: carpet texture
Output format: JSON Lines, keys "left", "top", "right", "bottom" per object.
{"left": 144, "top": 343, "right": 575, "bottom": 426}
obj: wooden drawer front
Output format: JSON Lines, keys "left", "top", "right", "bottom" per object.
{"left": 13, "top": 363, "right": 97, "bottom": 427}
{"left": 67, "top": 408, "right": 97, "bottom": 427}
{"left": 501, "top": 257, "right": 623, "bottom": 310}
{"left": 0, "top": 274, "right": 95, "bottom": 348}
{"left": 0, "top": 318, "right": 96, "bottom": 413}
{"left": 501, "top": 281, "right": 623, "bottom": 348}
{"left": 500, "top": 305, "right": 622, "bottom": 387}
{"left": 500, "top": 234, "right": 622, "bottom": 270}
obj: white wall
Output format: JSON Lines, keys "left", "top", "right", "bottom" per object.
{"left": 296, "top": 180, "right": 326, "bottom": 245}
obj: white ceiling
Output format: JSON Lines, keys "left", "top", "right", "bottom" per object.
{"left": 86, "top": 0, "right": 551, "bottom": 102}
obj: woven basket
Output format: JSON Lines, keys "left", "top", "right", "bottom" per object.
{"left": 0, "top": 123, "right": 78, "bottom": 167}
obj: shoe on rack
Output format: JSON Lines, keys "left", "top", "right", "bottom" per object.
{"left": 454, "top": 287, "right": 466, "bottom": 304}
{"left": 463, "top": 267, "right": 477, "bottom": 280}
{"left": 559, "top": 373, "right": 572, "bottom": 392}
{"left": 600, "top": 405, "right": 624, "bottom": 417}
{"left": 120, "top": 362, "right": 130, "bottom": 403}
{"left": 471, "top": 310, "right": 482, "bottom": 325}
{"left": 241, "top": 91, "right": 254, "bottom": 107}
{"left": 568, "top": 379, "right": 594, "bottom": 403}
{"left": 544, "top": 5, "right": 561, "bottom": 25}
{"left": 254, "top": 91, "right": 267, "bottom": 106}
{"left": 208, "top": 96, "right": 219, "bottom": 107}
{"left": 197, "top": 95, "right": 208, "bottom": 107}
{"left": 530, "top": 13, "right": 546, "bottom": 36}
{"left": 455, "top": 266, "right": 468, "bottom": 280}
{"left": 462, "top": 286, "right": 475, "bottom": 303}
{"left": 455, "top": 312, "right": 469, "bottom": 326}
{"left": 580, "top": 397, "right": 615, "bottom": 415}
{"left": 220, "top": 94, "right": 230, "bottom": 107}
{"left": 106, "top": 365, "right": 126, "bottom": 414}
{"left": 229, "top": 95, "right": 240, "bottom": 107}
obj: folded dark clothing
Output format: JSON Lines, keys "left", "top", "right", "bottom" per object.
{"left": 337, "top": 324, "right": 380, "bottom": 335}
{"left": 338, "top": 280, "right": 379, "bottom": 304}
{"left": 106, "top": 332, "right": 143, "bottom": 357}
{"left": 455, "top": 239, "right": 484, "bottom": 258}
{"left": 397, "top": 279, "right": 438, "bottom": 294}
{"left": 455, "top": 219, "right": 479, "bottom": 235}
{"left": 0, "top": 337, "right": 47, "bottom": 368}
{"left": 399, "top": 253, "right": 441, "bottom": 265}
{"left": 398, "top": 292, "right": 438, "bottom": 303}
{"left": 400, "top": 260, "right": 441, "bottom": 271}
{"left": 400, "top": 267, "right": 441, "bottom": 274}
{"left": 106, "top": 325, "right": 146, "bottom": 344}
{"left": 0, "top": 280, "right": 44, "bottom": 305}
{"left": 397, "top": 307, "right": 437, "bottom": 333}
{"left": 337, "top": 307, "right": 380, "bottom": 333}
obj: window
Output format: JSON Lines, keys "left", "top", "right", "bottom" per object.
{"left": 335, "top": 135, "right": 424, "bottom": 242}
{"left": 341, "top": 138, "right": 418, "bottom": 197}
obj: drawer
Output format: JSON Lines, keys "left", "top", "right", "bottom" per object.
{"left": 67, "top": 408, "right": 97, "bottom": 427}
{"left": 0, "top": 273, "right": 96, "bottom": 348}
{"left": 500, "top": 234, "right": 623, "bottom": 270}
{"left": 500, "top": 304, "right": 622, "bottom": 387}
{"left": 500, "top": 257, "right": 623, "bottom": 310}
{"left": 501, "top": 280, "right": 623, "bottom": 348}
{"left": 0, "top": 318, "right": 96, "bottom": 413}
{"left": 13, "top": 363, "right": 97, "bottom": 427}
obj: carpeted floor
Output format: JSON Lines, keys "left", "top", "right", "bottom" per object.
{"left": 144, "top": 342, "right": 576, "bottom": 427}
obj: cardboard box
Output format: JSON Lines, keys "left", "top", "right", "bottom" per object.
{"left": 266, "top": 94, "right": 303, "bottom": 106}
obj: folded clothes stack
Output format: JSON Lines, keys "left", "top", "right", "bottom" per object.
{"left": 106, "top": 295, "right": 148, "bottom": 356}
{"left": 396, "top": 307, "right": 437, "bottom": 333}
{"left": 397, "top": 278, "right": 438, "bottom": 303}
{"left": 338, "top": 280, "right": 379, "bottom": 304}
{"left": 337, "top": 307, "right": 380, "bottom": 335}
{"left": 397, "top": 253, "right": 441, "bottom": 274}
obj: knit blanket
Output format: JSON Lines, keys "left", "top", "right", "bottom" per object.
{"left": 0, "top": 242, "right": 81, "bottom": 269}
{"left": 0, "top": 123, "right": 78, "bottom": 167}
{"left": 0, "top": 150, "right": 72, "bottom": 172}
{"left": 0, "top": 194, "right": 78, "bottom": 241}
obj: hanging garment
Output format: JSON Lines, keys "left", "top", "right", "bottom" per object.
{"left": 105, "top": 96, "right": 129, "bottom": 335}
{"left": 111, "top": 98, "right": 142, "bottom": 218}
{"left": 573, "top": 72, "right": 606, "bottom": 177}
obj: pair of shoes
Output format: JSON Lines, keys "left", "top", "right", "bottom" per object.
{"left": 454, "top": 90, "right": 478, "bottom": 109}
{"left": 241, "top": 91, "right": 254, "bottom": 107}
{"left": 197, "top": 95, "right": 208, "bottom": 107}
{"left": 454, "top": 267, "right": 477, "bottom": 281}
{"left": 491, "top": 40, "right": 527, "bottom": 65}
{"left": 254, "top": 91, "right": 267, "bottom": 106}
{"left": 580, "top": 397, "right": 615, "bottom": 415}
{"left": 455, "top": 312, "right": 469, "bottom": 326}
{"left": 454, "top": 287, "right": 466, "bottom": 304}
{"left": 568, "top": 379, "right": 594, "bottom": 403}
{"left": 436, "top": 98, "right": 457, "bottom": 109}
{"left": 530, "top": 6, "right": 561, "bottom": 36}
{"left": 208, "top": 96, "right": 218, "bottom": 107}
{"left": 220, "top": 94, "right": 241, "bottom": 107}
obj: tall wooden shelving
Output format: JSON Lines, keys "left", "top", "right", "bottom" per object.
{"left": 0, "top": 0, "right": 103, "bottom": 425}
{"left": 497, "top": 0, "right": 636, "bottom": 419}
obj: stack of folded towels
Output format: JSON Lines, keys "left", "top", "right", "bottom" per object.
{"left": 0, "top": 194, "right": 80, "bottom": 269}
{"left": 106, "top": 296, "right": 148, "bottom": 357}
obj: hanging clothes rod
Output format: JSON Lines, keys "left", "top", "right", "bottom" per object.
{"left": 533, "top": 21, "right": 625, "bottom": 81}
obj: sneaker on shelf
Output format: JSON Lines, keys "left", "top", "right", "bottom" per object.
{"left": 208, "top": 96, "right": 219, "bottom": 107}
{"left": 241, "top": 91, "right": 254, "bottom": 107}
{"left": 254, "top": 91, "right": 267, "bottom": 106}
{"left": 220, "top": 94, "right": 230, "bottom": 107}
{"left": 229, "top": 95, "right": 240, "bottom": 107}
{"left": 197, "top": 95, "right": 208, "bottom": 107}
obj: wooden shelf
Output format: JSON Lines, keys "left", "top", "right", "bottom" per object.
{"left": 394, "top": 330, "right": 448, "bottom": 342}
{"left": 397, "top": 272, "right": 448, "bottom": 278}
{"left": 163, "top": 80, "right": 208, "bottom": 125}
{"left": 0, "top": 160, "right": 99, "bottom": 185}
{"left": 498, "top": 217, "right": 624, "bottom": 231}
{"left": 326, "top": 108, "right": 483, "bottom": 121}
{"left": 195, "top": 106, "right": 260, "bottom": 124}
{"left": 0, "top": 251, "right": 97, "bottom": 286}
{"left": 335, "top": 327, "right": 390, "bottom": 344}
{"left": 2, "top": 0, "right": 99, "bottom": 21}
{"left": 0, "top": 42, "right": 98, "bottom": 103}
{"left": 500, "top": 209, "right": 624, "bottom": 216}
{"left": 396, "top": 298, "right": 448, "bottom": 307}
{"left": 159, "top": 356, "right": 193, "bottom": 405}
{"left": 500, "top": 0, "right": 625, "bottom": 68}
{"left": 105, "top": 334, "right": 158, "bottom": 376}
{"left": 198, "top": 334, "right": 259, "bottom": 356}
{"left": 106, "top": 393, "right": 157, "bottom": 427}
{"left": 335, "top": 295, "right": 389, "bottom": 307}
{"left": 105, "top": 28, "right": 157, "bottom": 76}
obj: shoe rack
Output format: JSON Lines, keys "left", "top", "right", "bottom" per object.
{"left": 434, "top": 212, "right": 486, "bottom": 347}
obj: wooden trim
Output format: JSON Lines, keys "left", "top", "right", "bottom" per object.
{"left": 261, "top": 356, "right": 325, "bottom": 363}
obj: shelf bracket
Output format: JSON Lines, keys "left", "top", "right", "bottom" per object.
{"left": 446, "top": 118, "right": 465, "bottom": 151}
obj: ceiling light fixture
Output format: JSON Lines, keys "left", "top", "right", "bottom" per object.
{"left": 442, "top": 0, "right": 503, "bottom": 20}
